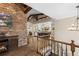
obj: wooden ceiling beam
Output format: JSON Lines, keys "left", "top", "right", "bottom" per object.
{"left": 27, "top": 13, "right": 48, "bottom": 21}
{"left": 15, "top": 3, "right": 32, "bottom": 14}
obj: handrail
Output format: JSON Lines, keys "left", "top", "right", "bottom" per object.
{"left": 36, "top": 36, "right": 79, "bottom": 56}
{"left": 51, "top": 39, "right": 79, "bottom": 56}
{"left": 51, "top": 39, "right": 79, "bottom": 48}
{"left": 37, "top": 36, "right": 79, "bottom": 48}
{"left": 51, "top": 39, "right": 70, "bottom": 45}
{"left": 27, "top": 36, "right": 79, "bottom": 56}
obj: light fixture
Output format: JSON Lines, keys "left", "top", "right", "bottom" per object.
{"left": 68, "top": 5, "right": 79, "bottom": 31}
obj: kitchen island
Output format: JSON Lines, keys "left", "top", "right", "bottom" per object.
{"left": 0, "top": 35, "right": 18, "bottom": 55}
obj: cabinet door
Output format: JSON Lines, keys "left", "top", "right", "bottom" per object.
{"left": 8, "top": 38, "right": 18, "bottom": 51}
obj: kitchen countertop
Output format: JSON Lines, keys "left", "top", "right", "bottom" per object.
{"left": 0, "top": 35, "right": 18, "bottom": 41}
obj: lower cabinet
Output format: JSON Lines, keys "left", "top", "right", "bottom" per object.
{"left": 7, "top": 36, "right": 18, "bottom": 51}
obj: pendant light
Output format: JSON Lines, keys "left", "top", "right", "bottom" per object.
{"left": 68, "top": 5, "right": 79, "bottom": 31}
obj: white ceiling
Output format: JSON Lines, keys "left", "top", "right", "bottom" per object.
{"left": 25, "top": 3, "right": 79, "bottom": 20}
{"left": 27, "top": 8, "right": 41, "bottom": 16}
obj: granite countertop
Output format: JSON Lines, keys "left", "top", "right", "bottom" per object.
{"left": 33, "top": 35, "right": 50, "bottom": 38}
{"left": 38, "top": 35, "right": 50, "bottom": 38}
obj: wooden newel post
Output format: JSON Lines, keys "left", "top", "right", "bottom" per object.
{"left": 71, "top": 40, "right": 75, "bottom": 56}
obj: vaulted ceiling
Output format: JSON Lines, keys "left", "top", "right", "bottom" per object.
{"left": 25, "top": 3, "right": 79, "bottom": 20}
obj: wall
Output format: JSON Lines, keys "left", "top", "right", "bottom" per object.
{"left": 55, "top": 16, "right": 79, "bottom": 55}
{"left": 11, "top": 4, "right": 27, "bottom": 47}
{"left": 0, "top": 3, "right": 27, "bottom": 47}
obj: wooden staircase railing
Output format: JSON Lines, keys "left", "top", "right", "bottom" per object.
{"left": 36, "top": 36, "right": 79, "bottom": 56}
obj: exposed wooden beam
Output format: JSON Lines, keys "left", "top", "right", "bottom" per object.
{"left": 15, "top": 3, "right": 32, "bottom": 14}
{"left": 24, "top": 7, "right": 32, "bottom": 14}
{"left": 27, "top": 13, "right": 48, "bottom": 21}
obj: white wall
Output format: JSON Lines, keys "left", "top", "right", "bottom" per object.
{"left": 27, "top": 9, "right": 41, "bottom": 17}
{"left": 55, "top": 16, "right": 79, "bottom": 55}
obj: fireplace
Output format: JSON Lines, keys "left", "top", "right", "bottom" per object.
{"left": 0, "top": 38, "right": 8, "bottom": 55}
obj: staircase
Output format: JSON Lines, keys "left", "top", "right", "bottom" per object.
{"left": 28, "top": 36, "right": 79, "bottom": 56}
